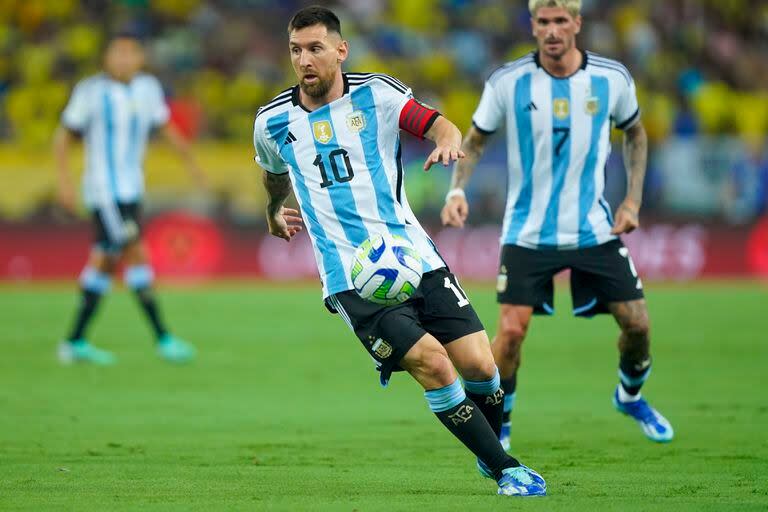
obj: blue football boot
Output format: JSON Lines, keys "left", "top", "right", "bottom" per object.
{"left": 497, "top": 465, "right": 547, "bottom": 497}
{"left": 613, "top": 386, "right": 674, "bottom": 442}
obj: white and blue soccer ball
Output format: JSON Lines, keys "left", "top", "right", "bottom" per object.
{"left": 350, "top": 233, "right": 423, "bottom": 306}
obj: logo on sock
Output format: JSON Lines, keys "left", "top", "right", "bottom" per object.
{"left": 635, "top": 358, "right": 652, "bottom": 371}
{"left": 486, "top": 388, "right": 505, "bottom": 406}
{"left": 448, "top": 404, "right": 474, "bottom": 425}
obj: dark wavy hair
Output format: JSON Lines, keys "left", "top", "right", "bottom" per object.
{"left": 287, "top": 5, "right": 342, "bottom": 37}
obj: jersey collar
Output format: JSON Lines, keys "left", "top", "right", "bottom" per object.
{"left": 291, "top": 73, "right": 351, "bottom": 113}
{"left": 533, "top": 49, "right": 588, "bottom": 79}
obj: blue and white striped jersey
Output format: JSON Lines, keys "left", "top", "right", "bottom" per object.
{"left": 473, "top": 51, "right": 640, "bottom": 250}
{"left": 61, "top": 73, "right": 170, "bottom": 208}
{"left": 253, "top": 73, "right": 446, "bottom": 299}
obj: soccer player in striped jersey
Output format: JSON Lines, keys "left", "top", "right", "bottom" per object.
{"left": 442, "top": 0, "right": 673, "bottom": 445}
{"left": 55, "top": 32, "right": 204, "bottom": 365}
{"left": 253, "top": 6, "right": 545, "bottom": 497}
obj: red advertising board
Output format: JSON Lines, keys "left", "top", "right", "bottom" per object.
{"left": 0, "top": 212, "right": 765, "bottom": 281}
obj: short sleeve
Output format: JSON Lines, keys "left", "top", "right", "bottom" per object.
{"left": 61, "top": 81, "right": 92, "bottom": 132}
{"left": 253, "top": 117, "right": 289, "bottom": 175}
{"left": 472, "top": 80, "right": 505, "bottom": 134}
{"left": 392, "top": 86, "right": 413, "bottom": 120}
{"left": 370, "top": 75, "right": 413, "bottom": 121}
{"left": 614, "top": 77, "right": 640, "bottom": 131}
{"left": 148, "top": 77, "right": 170, "bottom": 127}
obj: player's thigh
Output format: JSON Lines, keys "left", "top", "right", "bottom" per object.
{"left": 417, "top": 268, "right": 485, "bottom": 345}
{"left": 497, "top": 244, "right": 561, "bottom": 315}
{"left": 570, "top": 239, "right": 644, "bottom": 318}
{"left": 92, "top": 201, "right": 142, "bottom": 254}
{"left": 327, "top": 291, "right": 427, "bottom": 387}
{"left": 443, "top": 330, "right": 497, "bottom": 382}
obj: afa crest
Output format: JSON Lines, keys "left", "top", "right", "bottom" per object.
{"left": 312, "top": 120, "right": 333, "bottom": 144}
{"left": 585, "top": 96, "right": 600, "bottom": 116}
{"left": 371, "top": 338, "right": 393, "bottom": 359}
{"left": 346, "top": 111, "right": 366, "bottom": 133}
{"left": 553, "top": 98, "right": 570, "bottom": 120}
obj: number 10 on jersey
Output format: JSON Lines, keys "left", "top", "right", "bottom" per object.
{"left": 313, "top": 149, "right": 355, "bottom": 188}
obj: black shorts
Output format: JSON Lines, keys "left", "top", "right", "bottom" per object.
{"left": 92, "top": 202, "right": 142, "bottom": 252}
{"left": 496, "top": 239, "right": 644, "bottom": 317}
{"left": 326, "top": 268, "right": 485, "bottom": 386}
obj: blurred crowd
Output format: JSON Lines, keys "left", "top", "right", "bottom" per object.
{"left": 0, "top": 0, "right": 766, "bottom": 221}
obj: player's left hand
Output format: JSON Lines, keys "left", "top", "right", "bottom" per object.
{"left": 423, "top": 145, "right": 465, "bottom": 171}
{"left": 267, "top": 207, "right": 303, "bottom": 242}
{"left": 611, "top": 199, "right": 640, "bottom": 235}
{"left": 193, "top": 168, "right": 210, "bottom": 192}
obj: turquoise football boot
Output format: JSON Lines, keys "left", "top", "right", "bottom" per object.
{"left": 58, "top": 339, "right": 116, "bottom": 366}
{"left": 157, "top": 334, "right": 196, "bottom": 363}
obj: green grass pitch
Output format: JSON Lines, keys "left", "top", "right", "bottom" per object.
{"left": 1, "top": 281, "right": 766, "bottom": 511}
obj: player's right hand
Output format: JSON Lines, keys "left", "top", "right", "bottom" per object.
{"left": 267, "top": 206, "right": 303, "bottom": 242}
{"left": 57, "top": 183, "right": 77, "bottom": 214}
{"left": 441, "top": 196, "right": 469, "bottom": 228}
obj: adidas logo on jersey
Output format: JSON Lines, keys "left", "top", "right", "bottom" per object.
{"left": 524, "top": 101, "right": 538, "bottom": 111}
{"left": 283, "top": 131, "right": 297, "bottom": 145}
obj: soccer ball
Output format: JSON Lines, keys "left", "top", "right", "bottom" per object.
{"left": 350, "top": 233, "right": 423, "bottom": 305}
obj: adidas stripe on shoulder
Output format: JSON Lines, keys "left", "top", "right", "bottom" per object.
{"left": 256, "top": 87, "right": 294, "bottom": 119}
{"left": 488, "top": 54, "right": 536, "bottom": 86}
{"left": 586, "top": 52, "right": 632, "bottom": 85}
{"left": 347, "top": 73, "right": 408, "bottom": 94}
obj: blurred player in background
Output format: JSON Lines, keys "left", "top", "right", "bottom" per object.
{"left": 442, "top": 0, "right": 673, "bottom": 445}
{"left": 254, "top": 6, "right": 545, "bottom": 497}
{"left": 55, "top": 32, "right": 204, "bottom": 365}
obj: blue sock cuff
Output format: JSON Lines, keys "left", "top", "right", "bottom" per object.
{"left": 125, "top": 265, "right": 154, "bottom": 289}
{"left": 425, "top": 378, "right": 466, "bottom": 413}
{"left": 464, "top": 367, "right": 501, "bottom": 396}
{"left": 503, "top": 391, "right": 516, "bottom": 414}
{"left": 80, "top": 267, "right": 111, "bottom": 294}
{"left": 619, "top": 366, "right": 651, "bottom": 388}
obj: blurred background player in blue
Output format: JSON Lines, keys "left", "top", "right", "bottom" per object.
{"left": 55, "top": 32, "right": 205, "bottom": 365}
{"left": 441, "top": 0, "right": 673, "bottom": 446}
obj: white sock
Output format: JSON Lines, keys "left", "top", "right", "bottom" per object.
{"left": 618, "top": 384, "right": 642, "bottom": 403}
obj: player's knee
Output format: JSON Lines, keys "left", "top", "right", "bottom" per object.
{"left": 497, "top": 315, "right": 528, "bottom": 346}
{"left": 424, "top": 350, "right": 455, "bottom": 386}
{"left": 467, "top": 357, "right": 498, "bottom": 382}
{"left": 621, "top": 314, "right": 650, "bottom": 340}
{"left": 90, "top": 253, "right": 116, "bottom": 274}
{"left": 408, "top": 344, "right": 455, "bottom": 387}
{"left": 123, "top": 242, "right": 146, "bottom": 264}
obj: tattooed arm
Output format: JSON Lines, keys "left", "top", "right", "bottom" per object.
{"left": 440, "top": 125, "right": 492, "bottom": 228}
{"left": 263, "top": 172, "right": 303, "bottom": 242}
{"left": 612, "top": 121, "right": 648, "bottom": 235}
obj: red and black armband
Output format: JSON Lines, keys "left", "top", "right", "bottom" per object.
{"left": 399, "top": 98, "right": 440, "bottom": 139}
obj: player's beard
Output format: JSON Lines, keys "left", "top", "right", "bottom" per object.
{"left": 300, "top": 73, "right": 334, "bottom": 98}
{"left": 542, "top": 37, "right": 570, "bottom": 60}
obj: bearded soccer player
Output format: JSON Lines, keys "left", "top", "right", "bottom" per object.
{"left": 442, "top": 0, "right": 673, "bottom": 447}
{"left": 55, "top": 32, "right": 204, "bottom": 365}
{"left": 253, "top": 5, "right": 545, "bottom": 497}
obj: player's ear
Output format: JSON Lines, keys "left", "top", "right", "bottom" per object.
{"left": 337, "top": 39, "right": 349, "bottom": 64}
{"left": 573, "top": 15, "right": 582, "bottom": 35}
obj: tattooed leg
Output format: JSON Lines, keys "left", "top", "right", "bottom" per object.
{"left": 609, "top": 299, "right": 651, "bottom": 397}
